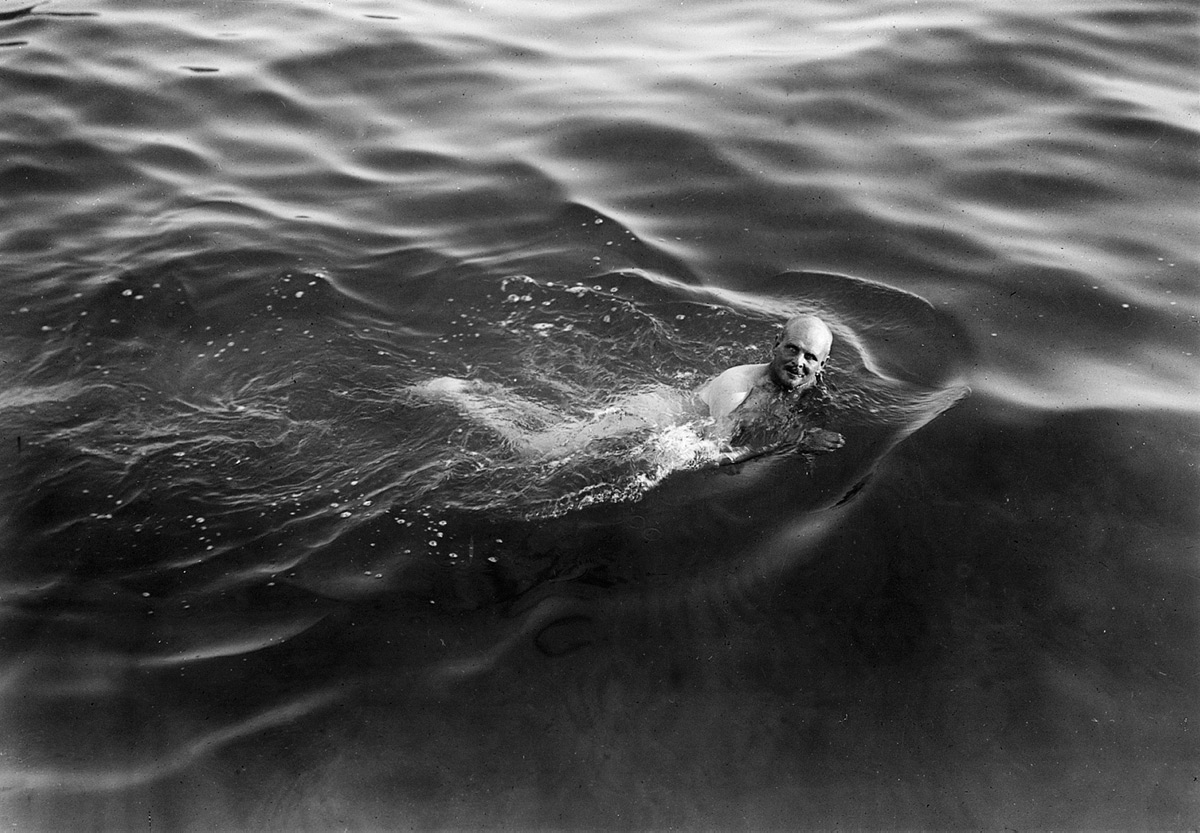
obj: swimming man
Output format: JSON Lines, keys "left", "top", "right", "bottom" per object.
{"left": 696, "top": 314, "right": 844, "bottom": 455}
{"left": 412, "top": 313, "right": 844, "bottom": 461}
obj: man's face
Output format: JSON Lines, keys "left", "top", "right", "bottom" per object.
{"left": 769, "top": 317, "right": 832, "bottom": 391}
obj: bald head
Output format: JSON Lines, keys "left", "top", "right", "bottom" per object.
{"left": 769, "top": 315, "right": 832, "bottom": 391}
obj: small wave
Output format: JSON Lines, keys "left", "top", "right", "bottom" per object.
{"left": 0, "top": 380, "right": 81, "bottom": 410}
{"left": 136, "top": 611, "right": 329, "bottom": 668}
{"left": 0, "top": 689, "right": 341, "bottom": 794}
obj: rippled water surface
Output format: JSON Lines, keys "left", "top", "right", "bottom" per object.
{"left": 1, "top": 0, "right": 1197, "bottom": 829}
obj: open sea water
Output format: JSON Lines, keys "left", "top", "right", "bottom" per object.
{"left": 1, "top": 0, "right": 1197, "bottom": 829}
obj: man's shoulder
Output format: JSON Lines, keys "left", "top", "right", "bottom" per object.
{"left": 712, "top": 363, "right": 768, "bottom": 387}
{"left": 698, "top": 363, "right": 769, "bottom": 420}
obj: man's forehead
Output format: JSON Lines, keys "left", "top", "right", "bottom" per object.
{"left": 781, "top": 316, "right": 832, "bottom": 344}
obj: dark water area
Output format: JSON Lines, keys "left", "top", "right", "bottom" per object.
{"left": 1, "top": 0, "right": 1197, "bottom": 830}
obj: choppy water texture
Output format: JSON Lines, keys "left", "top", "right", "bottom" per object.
{"left": 1, "top": 0, "right": 1197, "bottom": 829}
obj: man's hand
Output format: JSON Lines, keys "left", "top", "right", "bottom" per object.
{"left": 800, "top": 428, "right": 844, "bottom": 453}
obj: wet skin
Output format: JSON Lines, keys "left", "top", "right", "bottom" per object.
{"left": 696, "top": 316, "right": 842, "bottom": 453}
{"left": 414, "top": 315, "right": 844, "bottom": 460}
